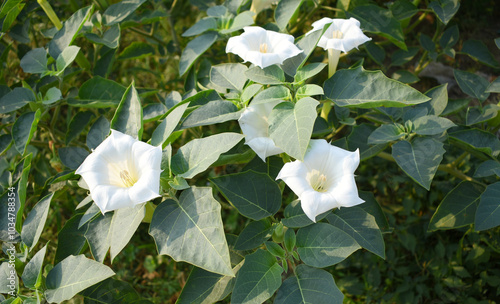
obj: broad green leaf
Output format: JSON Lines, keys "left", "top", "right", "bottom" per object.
{"left": 110, "top": 205, "right": 146, "bottom": 261}
{"left": 274, "top": 264, "right": 344, "bottom": 304}
{"left": 80, "top": 278, "right": 152, "bottom": 304}
{"left": 45, "top": 255, "right": 115, "bottom": 303}
{"left": 296, "top": 84, "right": 323, "bottom": 99}
{"left": 55, "top": 45, "right": 80, "bottom": 75}
{"left": 48, "top": 5, "right": 93, "bottom": 59}
{"left": 66, "top": 111, "right": 94, "bottom": 145}
{"left": 474, "top": 160, "right": 500, "bottom": 178}
{"left": 439, "top": 25, "right": 459, "bottom": 49}
{"left": 0, "top": 134, "right": 11, "bottom": 155}
{"left": 242, "top": 155, "right": 284, "bottom": 180}
{"left": 275, "top": 0, "right": 303, "bottom": 30}
{"left": 211, "top": 170, "right": 281, "bottom": 220}
{"left": 207, "top": 5, "right": 227, "bottom": 17}
{"left": 42, "top": 87, "right": 62, "bottom": 105}
{"left": 442, "top": 98, "right": 470, "bottom": 116}
{"left": 21, "top": 193, "right": 53, "bottom": 250}
{"left": 234, "top": 219, "right": 274, "bottom": 251}
{"left": 282, "top": 26, "right": 324, "bottom": 76}
{"left": 241, "top": 84, "right": 262, "bottom": 103}
{"left": 296, "top": 223, "right": 360, "bottom": 268}
{"left": 245, "top": 65, "right": 285, "bottom": 85}
{"left": 12, "top": 110, "right": 41, "bottom": 155}
{"left": 85, "top": 213, "right": 113, "bottom": 263}
{"left": 347, "top": 5, "right": 406, "bottom": 50}
{"left": 390, "top": 0, "right": 418, "bottom": 20}
{"left": 171, "top": 133, "right": 244, "bottom": 179}
{"left": 282, "top": 200, "right": 329, "bottom": 228}
{"left": 103, "top": 0, "right": 147, "bottom": 25}
{"left": 486, "top": 78, "right": 500, "bottom": 93}
{"left": 429, "top": 181, "right": 485, "bottom": 231}
{"left": 284, "top": 228, "right": 296, "bottom": 252}
{"left": 220, "top": 11, "right": 254, "bottom": 34}
{"left": 419, "top": 33, "right": 436, "bottom": 52}
{"left": 392, "top": 70, "right": 419, "bottom": 84}
{"left": 231, "top": 249, "right": 283, "bottom": 304}
{"left": 143, "top": 103, "right": 168, "bottom": 122}
{"left": 392, "top": 138, "right": 445, "bottom": 190}
{"left": 294, "top": 63, "right": 327, "bottom": 83}
{"left": 180, "top": 100, "right": 240, "bottom": 129}
{"left": 54, "top": 214, "right": 89, "bottom": 264}
{"left": 429, "top": 0, "right": 460, "bottom": 25}
{"left": 151, "top": 102, "right": 189, "bottom": 146}
{"left": 251, "top": 85, "right": 290, "bottom": 105}
{"left": 359, "top": 191, "right": 390, "bottom": 232}
{"left": 182, "top": 17, "right": 217, "bottom": 37}
{"left": 179, "top": 31, "right": 218, "bottom": 76}
{"left": 475, "top": 182, "right": 500, "bottom": 231}
{"left": 412, "top": 115, "right": 456, "bottom": 135}
{"left": 0, "top": 0, "right": 22, "bottom": 19}
{"left": 110, "top": 82, "right": 143, "bottom": 139}
{"left": 367, "top": 124, "right": 405, "bottom": 144}
{"left": 0, "top": 262, "right": 18, "bottom": 294}
{"left": 0, "top": 87, "right": 35, "bottom": 114}
{"left": 454, "top": 69, "right": 490, "bottom": 102}
{"left": 449, "top": 128, "right": 500, "bottom": 157}
{"left": 58, "top": 147, "right": 89, "bottom": 170}
{"left": 466, "top": 105, "right": 499, "bottom": 126}
{"left": 149, "top": 187, "right": 233, "bottom": 276}
{"left": 265, "top": 241, "right": 285, "bottom": 258}
{"left": 415, "top": 84, "right": 448, "bottom": 116}
{"left": 390, "top": 46, "right": 419, "bottom": 66}
{"left": 365, "top": 41, "right": 386, "bottom": 66}
{"left": 210, "top": 63, "right": 248, "bottom": 91}
{"left": 87, "top": 116, "right": 110, "bottom": 150}
{"left": 72, "top": 76, "right": 126, "bottom": 108}
{"left": 268, "top": 98, "right": 319, "bottom": 160}
{"left": 117, "top": 42, "right": 154, "bottom": 60}
{"left": 21, "top": 245, "right": 47, "bottom": 289}
{"left": 324, "top": 66, "right": 430, "bottom": 108}
{"left": 78, "top": 204, "right": 100, "bottom": 229}
{"left": 14, "top": 156, "right": 31, "bottom": 232}
{"left": 461, "top": 40, "right": 500, "bottom": 69}
{"left": 347, "top": 123, "right": 387, "bottom": 160}
{"left": 85, "top": 24, "right": 120, "bottom": 48}
{"left": 327, "top": 207, "right": 385, "bottom": 259}
{"left": 20, "top": 48, "right": 48, "bottom": 74}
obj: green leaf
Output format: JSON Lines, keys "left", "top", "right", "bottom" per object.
{"left": 231, "top": 249, "right": 283, "bottom": 304}
{"left": 392, "top": 138, "right": 445, "bottom": 190}
{"left": 359, "top": 191, "right": 390, "bottom": 232}
{"left": 324, "top": 66, "right": 430, "bottom": 108}
{"left": 12, "top": 110, "right": 41, "bottom": 155}
{"left": 474, "top": 160, "right": 500, "bottom": 178}
{"left": 179, "top": 31, "right": 218, "bottom": 76}
{"left": 66, "top": 111, "right": 94, "bottom": 145}
{"left": 21, "top": 244, "right": 47, "bottom": 289}
{"left": 265, "top": 241, "right": 285, "bottom": 258}
{"left": 117, "top": 42, "right": 154, "bottom": 60}
{"left": 87, "top": 116, "right": 110, "bottom": 150}
{"left": 58, "top": 147, "right": 89, "bottom": 170}
{"left": 367, "top": 124, "right": 405, "bottom": 144}
{"left": 80, "top": 278, "right": 152, "bottom": 304}
{"left": 245, "top": 65, "right": 285, "bottom": 85}
{"left": 347, "top": 124, "right": 387, "bottom": 161}
{"left": 149, "top": 187, "right": 233, "bottom": 276}
{"left": 85, "top": 24, "right": 121, "bottom": 48}
{"left": 234, "top": 219, "right": 274, "bottom": 250}
{"left": 1, "top": 0, "right": 23, "bottom": 32}
{"left": 20, "top": 48, "right": 48, "bottom": 74}
{"left": 85, "top": 213, "right": 113, "bottom": 263}
{"left": 210, "top": 63, "right": 248, "bottom": 91}
{"left": 72, "top": 76, "right": 126, "bottom": 108}
{"left": 251, "top": 85, "right": 290, "bottom": 105}
{"left": 54, "top": 214, "right": 89, "bottom": 264}
{"left": 327, "top": 207, "right": 385, "bottom": 259}
{"left": 466, "top": 105, "right": 499, "bottom": 126}
{"left": 439, "top": 25, "right": 459, "bottom": 49}
{"left": 180, "top": 100, "right": 240, "bottom": 129}
{"left": 48, "top": 5, "right": 94, "bottom": 59}
{"left": 347, "top": 5, "right": 406, "bottom": 50}
{"left": 486, "top": 78, "right": 500, "bottom": 93}
{"left": 0, "top": 87, "right": 35, "bottom": 114}
{"left": 151, "top": 102, "right": 189, "bottom": 146}
{"left": 284, "top": 228, "right": 296, "bottom": 252}
{"left": 282, "top": 200, "right": 329, "bottom": 228}
{"left": 45, "top": 255, "right": 115, "bottom": 303}
{"left": 453, "top": 69, "right": 490, "bottom": 102}
{"left": 390, "top": 46, "right": 419, "bottom": 66}
{"left": 268, "top": 98, "right": 319, "bottom": 160}
{"left": 461, "top": 40, "right": 500, "bottom": 69}
{"left": 220, "top": 11, "right": 254, "bottom": 34}
{"left": 274, "top": 264, "right": 344, "bottom": 304}
{"left": 282, "top": 26, "right": 325, "bottom": 76}
{"left": 296, "top": 84, "right": 323, "bottom": 99}
{"left": 21, "top": 193, "right": 53, "bottom": 250}
{"left": 103, "top": 0, "right": 147, "bottom": 25}
{"left": 0, "top": 262, "right": 18, "bottom": 294}
{"left": 0, "top": 134, "right": 11, "bottom": 155}
{"left": 392, "top": 70, "right": 419, "bottom": 84}
{"left": 110, "top": 205, "right": 146, "bottom": 261}
{"left": 449, "top": 128, "right": 500, "bottom": 157}
{"left": 241, "top": 84, "right": 262, "bottom": 103}
{"left": 182, "top": 17, "right": 217, "bottom": 37}
{"left": 412, "top": 115, "right": 456, "bottom": 135}
{"left": 207, "top": 5, "right": 227, "bottom": 17}
{"left": 296, "top": 223, "right": 360, "bottom": 268}
{"left": 475, "top": 182, "right": 500, "bottom": 231}
{"left": 429, "top": 181, "right": 485, "bottom": 231}
{"left": 365, "top": 41, "right": 386, "bottom": 66}
{"left": 55, "top": 45, "right": 80, "bottom": 74}
{"left": 390, "top": 0, "right": 418, "bottom": 20}
{"left": 171, "top": 133, "right": 244, "bottom": 179}
{"left": 110, "top": 82, "right": 143, "bottom": 139}
{"left": 43, "top": 87, "right": 62, "bottom": 105}
{"left": 294, "top": 63, "right": 326, "bottom": 83}
{"left": 275, "top": 0, "right": 303, "bottom": 31}
{"left": 429, "top": 0, "right": 460, "bottom": 25}
{"left": 415, "top": 84, "right": 448, "bottom": 116}
{"left": 211, "top": 170, "right": 281, "bottom": 220}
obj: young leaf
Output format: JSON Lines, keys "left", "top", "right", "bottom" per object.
{"left": 21, "top": 193, "right": 53, "bottom": 250}
{"left": 367, "top": 124, "right": 405, "bottom": 144}
{"left": 234, "top": 219, "right": 274, "bottom": 250}
{"left": 179, "top": 32, "right": 218, "bottom": 76}
{"left": 21, "top": 245, "right": 47, "bottom": 289}
{"left": 284, "top": 228, "right": 296, "bottom": 252}
{"left": 20, "top": 48, "right": 48, "bottom": 74}
{"left": 12, "top": 109, "right": 41, "bottom": 155}
{"left": 412, "top": 115, "right": 456, "bottom": 135}
{"left": 55, "top": 45, "right": 80, "bottom": 75}
{"left": 110, "top": 82, "right": 143, "bottom": 140}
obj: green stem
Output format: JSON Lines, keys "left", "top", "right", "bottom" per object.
{"left": 320, "top": 49, "right": 340, "bottom": 121}
{"left": 37, "top": 0, "right": 63, "bottom": 30}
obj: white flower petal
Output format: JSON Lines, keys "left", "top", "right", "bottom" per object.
{"left": 307, "top": 17, "right": 371, "bottom": 52}
{"left": 128, "top": 169, "right": 162, "bottom": 203}
{"left": 132, "top": 141, "right": 162, "bottom": 176}
{"left": 276, "top": 160, "right": 312, "bottom": 196}
{"left": 299, "top": 190, "right": 337, "bottom": 222}
{"left": 246, "top": 137, "right": 283, "bottom": 161}
{"left": 330, "top": 173, "right": 364, "bottom": 207}
{"left": 91, "top": 184, "right": 134, "bottom": 213}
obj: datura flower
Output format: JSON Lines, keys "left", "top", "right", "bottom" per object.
{"left": 276, "top": 139, "right": 364, "bottom": 222}
{"left": 238, "top": 100, "right": 283, "bottom": 161}
{"left": 76, "top": 130, "right": 162, "bottom": 214}
{"left": 226, "top": 26, "right": 303, "bottom": 69}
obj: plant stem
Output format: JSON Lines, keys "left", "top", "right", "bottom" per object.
{"left": 37, "top": 0, "right": 63, "bottom": 30}
{"left": 320, "top": 49, "right": 340, "bottom": 120}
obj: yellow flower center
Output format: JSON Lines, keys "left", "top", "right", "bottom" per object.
{"left": 259, "top": 43, "right": 269, "bottom": 53}
{"left": 332, "top": 30, "right": 344, "bottom": 39}
{"left": 307, "top": 169, "right": 329, "bottom": 192}
{"left": 120, "top": 170, "right": 137, "bottom": 188}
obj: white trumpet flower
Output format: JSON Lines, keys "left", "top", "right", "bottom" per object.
{"left": 226, "top": 26, "right": 303, "bottom": 69}
{"left": 238, "top": 100, "right": 283, "bottom": 161}
{"left": 276, "top": 139, "right": 364, "bottom": 222}
{"left": 76, "top": 130, "right": 162, "bottom": 213}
